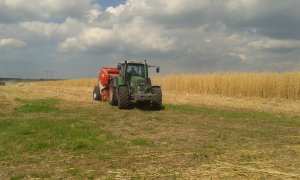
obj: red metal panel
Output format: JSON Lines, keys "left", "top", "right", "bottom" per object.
{"left": 98, "top": 67, "right": 120, "bottom": 88}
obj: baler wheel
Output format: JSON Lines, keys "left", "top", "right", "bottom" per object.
{"left": 109, "top": 81, "right": 118, "bottom": 106}
{"left": 118, "top": 86, "right": 130, "bottom": 109}
{"left": 151, "top": 87, "right": 162, "bottom": 109}
{"left": 93, "top": 86, "right": 101, "bottom": 101}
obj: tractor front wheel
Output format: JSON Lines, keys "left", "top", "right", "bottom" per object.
{"left": 118, "top": 86, "right": 130, "bottom": 109}
{"left": 151, "top": 87, "right": 162, "bottom": 109}
{"left": 93, "top": 86, "right": 101, "bottom": 101}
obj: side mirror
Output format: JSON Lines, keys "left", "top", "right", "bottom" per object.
{"left": 117, "top": 63, "right": 121, "bottom": 70}
{"left": 156, "top": 67, "right": 160, "bottom": 73}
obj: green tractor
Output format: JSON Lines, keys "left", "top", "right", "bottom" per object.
{"left": 108, "top": 60, "right": 162, "bottom": 109}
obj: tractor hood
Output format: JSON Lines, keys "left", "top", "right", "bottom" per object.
{"left": 130, "top": 76, "right": 147, "bottom": 93}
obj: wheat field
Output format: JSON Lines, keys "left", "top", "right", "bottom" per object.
{"left": 37, "top": 78, "right": 98, "bottom": 88}
{"left": 152, "top": 72, "right": 300, "bottom": 100}
{"left": 36, "top": 72, "right": 300, "bottom": 100}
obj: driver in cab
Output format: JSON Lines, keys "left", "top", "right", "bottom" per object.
{"left": 129, "top": 67, "right": 137, "bottom": 76}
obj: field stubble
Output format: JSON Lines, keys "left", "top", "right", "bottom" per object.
{"left": 0, "top": 80, "right": 299, "bottom": 179}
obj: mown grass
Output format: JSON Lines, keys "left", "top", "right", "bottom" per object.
{"left": 165, "top": 104, "right": 300, "bottom": 126}
{"left": 131, "top": 138, "right": 154, "bottom": 147}
{"left": 1, "top": 98, "right": 109, "bottom": 159}
{"left": 0, "top": 97, "right": 299, "bottom": 179}
{"left": 14, "top": 98, "right": 59, "bottom": 114}
{"left": 0, "top": 99, "right": 128, "bottom": 179}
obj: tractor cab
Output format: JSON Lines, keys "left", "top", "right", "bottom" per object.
{"left": 117, "top": 61, "right": 148, "bottom": 93}
{"left": 126, "top": 64, "right": 145, "bottom": 78}
{"left": 117, "top": 60, "right": 159, "bottom": 88}
{"left": 118, "top": 60, "right": 159, "bottom": 79}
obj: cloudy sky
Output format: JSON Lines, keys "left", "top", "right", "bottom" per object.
{"left": 0, "top": 0, "right": 299, "bottom": 79}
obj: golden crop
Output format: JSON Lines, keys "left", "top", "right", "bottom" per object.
{"left": 152, "top": 72, "right": 300, "bottom": 100}
{"left": 37, "top": 78, "right": 98, "bottom": 88}
{"left": 36, "top": 72, "right": 300, "bottom": 100}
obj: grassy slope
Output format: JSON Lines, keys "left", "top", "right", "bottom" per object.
{"left": 0, "top": 88, "right": 299, "bottom": 179}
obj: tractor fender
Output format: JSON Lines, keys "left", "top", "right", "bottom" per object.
{"left": 150, "top": 85, "right": 161, "bottom": 89}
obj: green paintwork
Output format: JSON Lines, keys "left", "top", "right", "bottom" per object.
{"left": 113, "top": 61, "right": 161, "bottom": 103}
{"left": 129, "top": 76, "right": 146, "bottom": 93}
{"left": 117, "top": 76, "right": 124, "bottom": 86}
{"left": 117, "top": 62, "right": 148, "bottom": 89}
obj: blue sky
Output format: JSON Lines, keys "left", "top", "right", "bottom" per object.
{"left": 96, "top": 0, "right": 126, "bottom": 9}
{"left": 0, "top": 0, "right": 299, "bottom": 79}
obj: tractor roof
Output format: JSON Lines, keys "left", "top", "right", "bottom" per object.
{"left": 122, "top": 60, "right": 146, "bottom": 64}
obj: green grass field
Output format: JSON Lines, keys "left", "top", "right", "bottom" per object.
{"left": 0, "top": 86, "right": 299, "bottom": 179}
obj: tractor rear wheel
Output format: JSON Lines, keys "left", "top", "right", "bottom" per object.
{"left": 93, "top": 86, "right": 101, "bottom": 101}
{"left": 151, "top": 87, "right": 162, "bottom": 109}
{"left": 118, "top": 86, "right": 130, "bottom": 109}
{"left": 109, "top": 81, "right": 118, "bottom": 106}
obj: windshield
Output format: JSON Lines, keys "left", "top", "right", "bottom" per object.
{"left": 126, "top": 64, "right": 145, "bottom": 77}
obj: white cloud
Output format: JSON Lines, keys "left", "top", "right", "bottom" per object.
{"left": 87, "top": 9, "right": 102, "bottom": 23}
{"left": 0, "top": 38, "right": 26, "bottom": 48}
{"left": 116, "top": 0, "right": 210, "bottom": 16}
{"left": 141, "top": 33, "right": 177, "bottom": 52}
{"left": 227, "top": 0, "right": 257, "bottom": 11}
{"left": 164, "top": 0, "right": 210, "bottom": 14}
{"left": 19, "top": 18, "right": 83, "bottom": 39}
{"left": 0, "top": 0, "right": 93, "bottom": 21}
{"left": 59, "top": 16, "right": 177, "bottom": 53}
{"left": 106, "top": 4, "right": 125, "bottom": 15}
{"left": 59, "top": 27, "right": 114, "bottom": 52}
{"left": 228, "top": 52, "right": 256, "bottom": 63}
{"left": 248, "top": 38, "right": 300, "bottom": 50}
{"left": 20, "top": 21, "right": 68, "bottom": 38}
{"left": 2, "top": 0, "right": 300, "bottom": 78}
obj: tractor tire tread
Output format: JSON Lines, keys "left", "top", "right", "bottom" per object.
{"left": 118, "top": 86, "right": 130, "bottom": 109}
{"left": 109, "top": 81, "right": 118, "bottom": 106}
{"left": 151, "top": 87, "right": 162, "bottom": 109}
{"left": 93, "top": 86, "right": 101, "bottom": 101}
